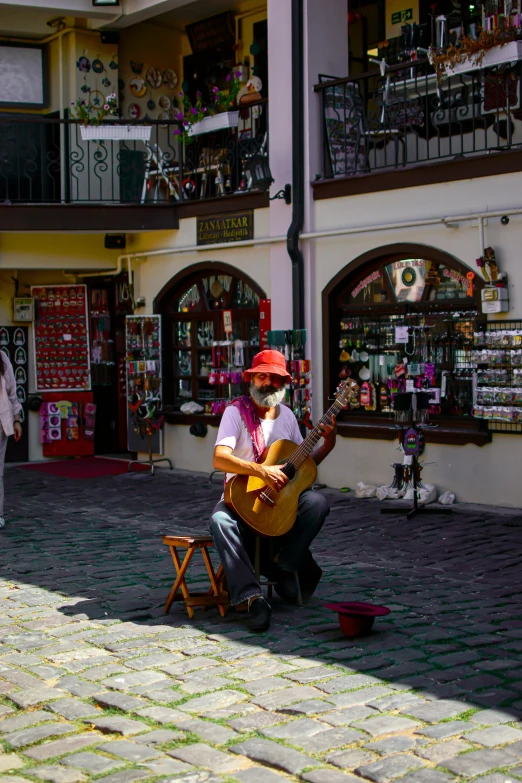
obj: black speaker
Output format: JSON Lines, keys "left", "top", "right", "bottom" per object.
{"left": 100, "top": 31, "right": 119, "bottom": 45}
{"left": 104, "top": 234, "right": 126, "bottom": 250}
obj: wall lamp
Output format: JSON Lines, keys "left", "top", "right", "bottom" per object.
{"left": 245, "top": 154, "right": 292, "bottom": 204}
{"left": 92, "top": 0, "right": 120, "bottom": 6}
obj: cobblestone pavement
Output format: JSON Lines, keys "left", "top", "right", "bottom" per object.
{"left": 1, "top": 465, "right": 522, "bottom": 783}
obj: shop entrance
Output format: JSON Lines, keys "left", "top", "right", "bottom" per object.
{"left": 86, "top": 274, "right": 133, "bottom": 455}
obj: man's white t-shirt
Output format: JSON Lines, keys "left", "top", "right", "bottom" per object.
{"left": 215, "top": 403, "right": 304, "bottom": 483}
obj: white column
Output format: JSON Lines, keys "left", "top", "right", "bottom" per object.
{"left": 302, "top": 0, "right": 348, "bottom": 417}
{"left": 267, "top": 0, "right": 293, "bottom": 330}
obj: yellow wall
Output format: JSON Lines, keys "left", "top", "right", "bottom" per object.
{"left": 385, "top": 0, "right": 419, "bottom": 40}
{"left": 118, "top": 23, "right": 190, "bottom": 121}
{"left": 0, "top": 234, "right": 123, "bottom": 271}
{"left": 234, "top": 1, "right": 267, "bottom": 67}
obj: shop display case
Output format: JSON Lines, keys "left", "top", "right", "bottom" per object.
{"left": 325, "top": 252, "right": 493, "bottom": 445}
{"left": 472, "top": 319, "right": 522, "bottom": 433}
{"left": 1, "top": 326, "right": 29, "bottom": 463}
{"left": 125, "top": 315, "right": 163, "bottom": 453}
{"left": 31, "top": 285, "right": 90, "bottom": 392}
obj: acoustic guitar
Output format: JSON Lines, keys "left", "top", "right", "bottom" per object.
{"left": 224, "top": 379, "right": 359, "bottom": 537}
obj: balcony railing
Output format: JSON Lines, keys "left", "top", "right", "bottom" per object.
{"left": 315, "top": 58, "right": 522, "bottom": 178}
{"left": 0, "top": 99, "right": 268, "bottom": 205}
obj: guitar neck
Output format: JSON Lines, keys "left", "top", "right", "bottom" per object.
{"left": 287, "top": 398, "right": 345, "bottom": 470}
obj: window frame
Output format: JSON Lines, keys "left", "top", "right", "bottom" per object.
{"left": 322, "top": 243, "right": 491, "bottom": 446}
{"left": 154, "top": 262, "right": 266, "bottom": 413}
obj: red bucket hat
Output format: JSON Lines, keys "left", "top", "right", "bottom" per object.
{"left": 243, "top": 349, "right": 291, "bottom": 383}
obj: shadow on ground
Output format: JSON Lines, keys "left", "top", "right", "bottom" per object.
{"left": 2, "top": 465, "right": 522, "bottom": 722}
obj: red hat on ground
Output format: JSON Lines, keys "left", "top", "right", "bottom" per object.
{"left": 243, "top": 349, "right": 291, "bottom": 383}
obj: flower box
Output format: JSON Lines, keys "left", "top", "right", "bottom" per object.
{"left": 80, "top": 125, "right": 152, "bottom": 141}
{"left": 446, "top": 40, "right": 522, "bottom": 76}
{"left": 188, "top": 110, "right": 239, "bottom": 137}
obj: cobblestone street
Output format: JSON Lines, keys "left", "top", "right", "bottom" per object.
{"left": 2, "top": 465, "right": 522, "bottom": 783}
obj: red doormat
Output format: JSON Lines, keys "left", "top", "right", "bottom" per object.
{"left": 19, "top": 457, "right": 149, "bottom": 479}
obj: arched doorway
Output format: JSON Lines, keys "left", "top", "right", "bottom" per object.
{"left": 155, "top": 262, "right": 266, "bottom": 413}
{"left": 322, "top": 243, "right": 490, "bottom": 445}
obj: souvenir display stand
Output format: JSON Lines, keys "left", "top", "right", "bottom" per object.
{"left": 381, "top": 392, "right": 450, "bottom": 519}
{"left": 472, "top": 319, "right": 522, "bottom": 433}
{"left": 266, "top": 330, "right": 312, "bottom": 426}
{"left": 125, "top": 315, "right": 172, "bottom": 473}
{"left": 40, "top": 391, "right": 95, "bottom": 458}
{"left": 31, "top": 285, "right": 91, "bottom": 392}
{"left": 1, "top": 326, "right": 29, "bottom": 463}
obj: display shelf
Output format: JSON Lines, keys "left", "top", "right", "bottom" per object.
{"left": 31, "top": 285, "right": 91, "bottom": 392}
{"left": 471, "top": 319, "right": 522, "bottom": 433}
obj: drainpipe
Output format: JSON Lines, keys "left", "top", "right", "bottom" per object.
{"left": 287, "top": 0, "right": 305, "bottom": 330}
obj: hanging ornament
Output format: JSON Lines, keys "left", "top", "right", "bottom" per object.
{"left": 92, "top": 58, "right": 104, "bottom": 74}
{"left": 77, "top": 56, "right": 90, "bottom": 72}
{"left": 250, "top": 40, "right": 260, "bottom": 56}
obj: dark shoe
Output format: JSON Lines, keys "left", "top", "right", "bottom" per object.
{"left": 248, "top": 596, "right": 272, "bottom": 632}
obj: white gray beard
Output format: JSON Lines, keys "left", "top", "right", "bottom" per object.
{"left": 249, "top": 383, "right": 286, "bottom": 409}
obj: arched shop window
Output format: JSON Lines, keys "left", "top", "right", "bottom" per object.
{"left": 155, "top": 262, "right": 266, "bottom": 413}
{"left": 322, "top": 244, "right": 491, "bottom": 445}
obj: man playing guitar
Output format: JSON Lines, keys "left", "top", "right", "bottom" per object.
{"left": 210, "top": 349, "right": 337, "bottom": 632}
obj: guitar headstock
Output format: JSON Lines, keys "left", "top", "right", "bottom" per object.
{"left": 336, "top": 378, "right": 360, "bottom": 407}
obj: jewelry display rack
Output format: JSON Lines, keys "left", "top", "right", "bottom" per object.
{"left": 380, "top": 392, "right": 452, "bottom": 519}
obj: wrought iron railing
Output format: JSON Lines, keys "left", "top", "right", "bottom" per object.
{"left": 315, "top": 58, "right": 522, "bottom": 178}
{"left": 0, "top": 99, "right": 268, "bottom": 205}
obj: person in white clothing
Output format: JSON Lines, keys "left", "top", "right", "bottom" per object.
{"left": 0, "top": 351, "right": 22, "bottom": 528}
{"left": 210, "top": 349, "right": 337, "bottom": 631}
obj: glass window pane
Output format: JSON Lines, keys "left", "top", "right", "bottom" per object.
{"left": 174, "top": 322, "right": 191, "bottom": 346}
{"left": 384, "top": 259, "right": 471, "bottom": 303}
{"left": 175, "top": 379, "right": 192, "bottom": 404}
{"left": 175, "top": 351, "right": 192, "bottom": 376}
{"left": 196, "top": 320, "right": 215, "bottom": 347}
{"left": 176, "top": 283, "right": 202, "bottom": 312}
{"left": 202, "top": 275, "right": 233, "bottom": 309}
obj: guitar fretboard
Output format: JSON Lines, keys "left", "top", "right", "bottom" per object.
{"left": 282, "top": 397, "right": 345, "bottom": 476}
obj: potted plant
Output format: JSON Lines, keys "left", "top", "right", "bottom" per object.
{"left": 72, "top": 93, "right": 152, "bottom": 141}
{"left": 431, "top": 27, "right": 522, "bottom": 78}
{"left": 173, "top": 70, "right": 243, "bottom": 143}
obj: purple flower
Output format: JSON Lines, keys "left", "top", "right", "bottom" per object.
{"left": 183, "top": 122, "right": 189, "bottom": 127}
{"left": 235, "top": 70, "right": 242, "bottom": 77}
{"left": 179, "top": 90, "right": 183, "bottom": 96}
{"left": 202, "top": 106, "right": 207, "bottom": 112}
{"left": 190, "top": 107, "right": 198, "bottom": 115}
{"left": 81, "top": 100, "right": 86, "bottom": 106}
{"left": 70, "top": 101, "right": 75, "bottom": 106}
{"left": 226, "top": 74, "right": 231, "bottom": 82}
{"left": 176, "top": 112, "right": 184, "bottom": 120}
{"left": 196, "top": 90, "right": 201, "bottom": 98}
{"left": 213, "top": 86, "right": 219, "bottom": 93}
{"left": 174, "top": 128, "right": 181, "bottom": 135}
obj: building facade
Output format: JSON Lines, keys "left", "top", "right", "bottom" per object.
{"left": 1, "top": 0, "right": 522, "bottom": 506}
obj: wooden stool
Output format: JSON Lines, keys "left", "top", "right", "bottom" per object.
{"left": 162, "top": 535, "right": 229, "bottom": 618}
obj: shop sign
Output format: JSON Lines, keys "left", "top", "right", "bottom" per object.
{"left": 223, "top": 310, "right": 233, "bottom": 334}
{"left": 391, "top": 8, "right": 413, "bottom": 24}
{"left": 197, "top": 210, "right": 254, "bottom": 246}
{"left": 186, "top": 11, "right": 235, "bottom": 54}
{"left": 443, "top": 267, "right": 470, "bottom": 288}
{"left": 351, "top": 270, "right": 381, "bottom": 298}
{"left": 392, "top": 259, "right": 425, "bottom": 269}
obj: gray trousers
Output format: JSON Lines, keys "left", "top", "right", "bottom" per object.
{"left": 0, "top": 429, "right": 8, "bottom": 516}
{"left": 209, "top": 489, "right": 330, "bottom": 606}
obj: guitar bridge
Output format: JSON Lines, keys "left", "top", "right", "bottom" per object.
{"left": 259, "top": 491, "right": 275, "bottom": 507}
